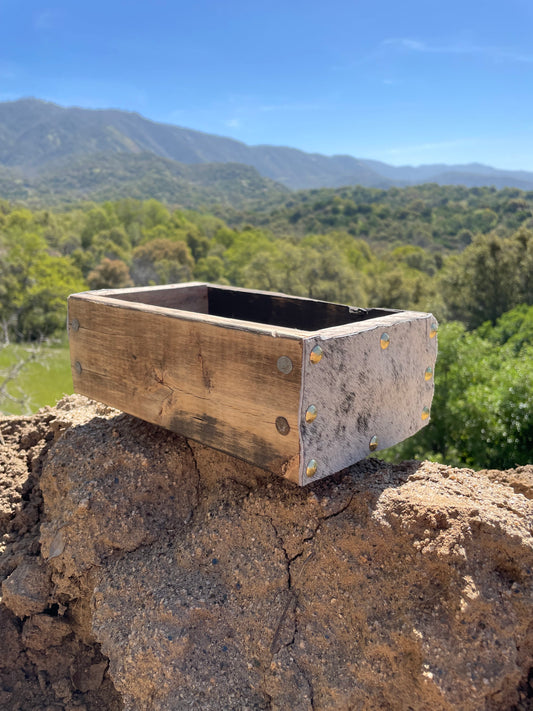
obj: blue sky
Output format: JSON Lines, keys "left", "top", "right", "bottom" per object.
{"left": 1, "top": 0, "right": 533, "bottom": 169}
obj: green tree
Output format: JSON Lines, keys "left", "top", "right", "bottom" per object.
{"left": 383, "top": 308, "right": 533, "bottom": 468}
{"left": 440, "top": 231, "right": 533, "bottom": 328}
{"left": 242, "top": 238, "right": 367, "bottom": 305}
{"left": 80, "top": 206, "right": 114, "bottom": 249}
{"left": 194, "top": 254, "right": 228, "bottom": 283}
{"left": 142, "top": 199, "right": 170, "bottom": 230}
{"left": 131, "top": 239, "right": 194, "bottom": 285}
{"left": 18, "top": 255, "right": 86, "bottom": 339}
{"left": 87, "top": 258, "right": 133, "bottom": 290}
{"left": 0, "top": 229, "right": 74, "bottom": 340}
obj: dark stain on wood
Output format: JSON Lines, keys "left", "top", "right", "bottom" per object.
{"left": 207, "top": 286, "right": 396, "bottom": 331}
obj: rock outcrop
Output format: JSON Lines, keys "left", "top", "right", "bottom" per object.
{"left": 1, "top": 395, "right": 532, "bottom": 710}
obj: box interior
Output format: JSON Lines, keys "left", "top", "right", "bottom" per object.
{"left": 108, "top": 284, "right": 397, "bottom": 331}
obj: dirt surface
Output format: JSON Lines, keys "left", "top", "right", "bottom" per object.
{"left": 0, "top": 397, "right": 123, "bottom": 711}
{"left": 1, "top": 395, "right": 532, "bottom": 710}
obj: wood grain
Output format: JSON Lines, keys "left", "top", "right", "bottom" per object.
{"left": 93, "top": 282, "right": 209, "bottom": 312}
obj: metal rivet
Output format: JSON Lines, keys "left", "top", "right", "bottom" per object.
{"left": 424, "top": 366, "right": 433, "bottom": 381}
{"left": 380, "top": 333, "right": 390, "bottom": 350}
{"left": 310, "top": 345, "right": 323, "bottom": 364}
{"left": 275, "top": 416, "right": 290, "bottom": 436}
{"left": 305, "top": 405, "right": 318, "bottom": 423}
{"left": 430, "top": 323, "right": 438, "bottom": 339}
{"left": 277, "top": 356, "right": 293, "bottom": 374}
{"left": 306, "top": 459, "right": 318, "bottom": 477}
{"left": 421, "top": 406, "right": 430, "bottom": 421}
{"left": 74, "top": 361, "right": 82, "bottom": 375}
{"left": 71, "top": 318, "right": 80, "bottom": 332}
{"left": 369, "top": 435, "right": 378, "bottom": 451}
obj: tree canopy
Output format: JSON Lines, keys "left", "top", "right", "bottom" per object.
{"left": 0, "top": 186, "right": 531, "bottom": 469}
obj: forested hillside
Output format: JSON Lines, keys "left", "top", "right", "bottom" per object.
{"left": 0, "top": 184, "right": 532, "bottom": 469}
{"left": 222, "top": 183, "right": 533, "bottom": 251}
{"left": 0, "top": 154, "right": 289, "bottom": 208}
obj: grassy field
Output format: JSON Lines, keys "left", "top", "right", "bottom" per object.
{"left": 0, "top": 340, "right": 73, "bottom": 416}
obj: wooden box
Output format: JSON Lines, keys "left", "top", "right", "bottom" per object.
{"left": 68, "top": 282, "right": 438, "bottom": 486}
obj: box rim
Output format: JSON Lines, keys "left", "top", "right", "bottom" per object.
{"left": 69, "top": 283, "right": 422, "bottom": 340}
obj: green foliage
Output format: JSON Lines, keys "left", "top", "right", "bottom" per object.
{"left": 87, "top": 258, "right": 133, "bottom": 290}
{"left": 477, "top": 303, "right": 533, "bottom": 353}
{"left": 0, "top": 152, "right": 289, "bottom": 210}
{"left": 0, "top": 219, "right": 86, "bottom": 340}
{"left": 131, "top": 239, "right": 193, "bottom": 285}
{"left": 19, "top": 254, "right": 86, "bottom": 339}
{"left": 223, "top": 183, "right": 533, "bottom": 253}
{"left": 142, "top": 199, "right": 170, "bottom": 230}
{"left": 440, "top": 230, "right": 533, "bottom": 328}
{"left": 240, "top": 238, "right": 367, "bottom": 305}
{"left": 383, "top": 307, "right": 533, "bottom": 468}
{"left": 1, "top": 193, "right": 530, "bottom": 341}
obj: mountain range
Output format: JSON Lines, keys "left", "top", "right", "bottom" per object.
{"left": 1, "top": 98, "right": 533, "bottom": 207}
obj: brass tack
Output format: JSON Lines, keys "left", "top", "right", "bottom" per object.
{"left": 421, "top": 406, "right": 430, "bottom": 421}
{"left": 424, "top": 366, "right": 433, "bottom": 381}
{"left": 306, "top": 459, "right": 318, "bottom": 477}
{"left": 380, "top": 333, "right": 390, "bottom": 350}
{"left": 310, "top": 345, "right": 323, "bottom": 364}
{"left": 430, "top": 323, "right": 438, "bottom": 339}
{"left": 369, "top": 435, "right": 378, "bottom": 451}
{"left": 305, "top": 405, "right": 318, "bottom": 423}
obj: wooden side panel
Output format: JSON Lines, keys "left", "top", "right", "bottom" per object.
{"left": 207, "top": 285, "right": 396, "bottom": 331}
{"left": 92, "top": 282, "right": 209, "bottom": 312}
{"left": 299, "top": 312, "right": 438, "bottom": 485}
{"left": 68, "top": 294, "right": 302, "bottom": 481}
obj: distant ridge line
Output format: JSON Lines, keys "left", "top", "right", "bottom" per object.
{"left": 1, "top": 97, "right": 533, "bottom": 197}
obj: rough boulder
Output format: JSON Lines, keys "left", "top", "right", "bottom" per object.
{"left": 0, "top": 395, "right": 532, "bottom": 710}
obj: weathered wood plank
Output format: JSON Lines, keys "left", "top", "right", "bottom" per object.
{"left": 68, "top": 294, "right": 302, "bottom": 481}
{"left": 91, "top": 282, "right": 209, "bottom": 312}
{"left": 71, "top": 292, "right": 311, "bottom": 339}
{"left": 206, "top": 284, "right": 396, "bottom": 331}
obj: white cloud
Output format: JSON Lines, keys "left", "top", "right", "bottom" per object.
{"left": 258, "top": 102, "right": 324, "bottom": 113}
{"left": 382, "top": 37, "right": 533, "bottom": 63}
{"left": 384, "top": 138, "right": 473, "bottom": 155}
{"left": 225, "top": 118, "right": 242, "bottom": 128}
